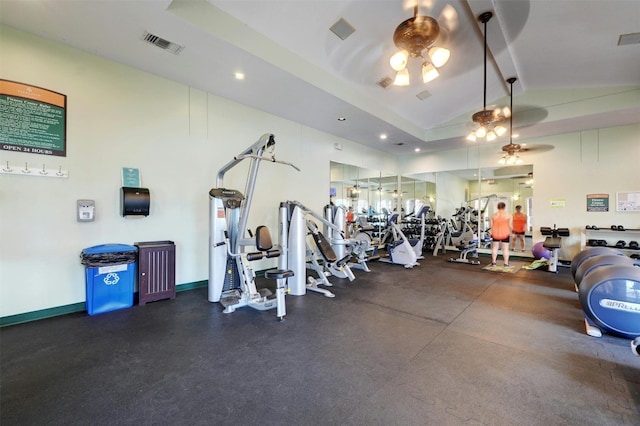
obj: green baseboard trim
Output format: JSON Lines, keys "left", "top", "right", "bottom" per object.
{"left": 1, "top": 279, "right": 210, "bottom": 328}
{"left": 176, "top": 280, "right": 208, "bottom": 292}
{"left": 0, "top": 302, "right": 86, "bottom": 328}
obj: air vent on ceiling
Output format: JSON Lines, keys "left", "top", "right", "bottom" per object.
{"left": 330, "top": 18, "right": 356, "bottom": 40}
{"left": 618, "top": 32, "right": 640, "bottom": 46}
{"left": 142, "top": 31, "right": 184, "bottom": 54}
{"left": 416, "top": 90, "right": 431, "bottom": 101}
{"left": 377, "top": 77, "right": 393, "bottom": 89}
{"left": 394, "top": 142, "right": 404, "bottom": 146}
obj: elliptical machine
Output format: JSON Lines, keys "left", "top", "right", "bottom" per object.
{"left": 208, "top": 134, "right": 299, "bottom": 320}
{"left": 378, "top": 213, "right": 419, "bottom": 268}
{"left": 402, "top": 205, "right": 429, "bottom": 259}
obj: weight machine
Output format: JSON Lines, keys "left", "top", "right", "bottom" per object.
{"left": 278, "top": 201, "right": 357, "bottom": 298}
{"left": 324, "top": 204, "right": 378, "bottom": 272}
{"left": 208, "top": 134, "right": 299, "bottom": 320}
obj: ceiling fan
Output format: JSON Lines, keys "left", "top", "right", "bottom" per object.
{"left": 499, "top": 143, "right": 555, "bottom": 156}
{"left": 386, "top": 189, "right": 409, "bottom": 197}
{"left": 498, "top": 77, "right": 554, "bottom": 163}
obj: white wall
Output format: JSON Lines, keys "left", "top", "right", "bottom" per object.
{"left": 0, "top": 26, "right": 396, "bottom": 317}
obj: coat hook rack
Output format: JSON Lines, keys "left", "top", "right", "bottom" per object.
{"left": 0, "top": 160, "right": 68, "bottom": 178}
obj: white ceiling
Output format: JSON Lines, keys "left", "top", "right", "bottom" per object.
{"left": 1, "top": 0, "right": 639, "bottom": 155}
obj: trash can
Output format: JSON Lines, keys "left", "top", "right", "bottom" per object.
{"left": 81, "top": 244, "right": 138, "bottom": 315}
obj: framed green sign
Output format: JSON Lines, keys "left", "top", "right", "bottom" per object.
{"left": 586, "top": 193, "right": 609, "bottom": 212}
{"left": 0, "top": 79, "right": 67, "bottom": 157}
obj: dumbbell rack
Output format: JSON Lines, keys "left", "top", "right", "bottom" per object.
{"left": 581, "top": 226, "right": 640, "bottom": 253}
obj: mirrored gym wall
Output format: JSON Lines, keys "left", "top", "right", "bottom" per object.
{"left": 330, "top": 160, "right": 534, "bottom": 253}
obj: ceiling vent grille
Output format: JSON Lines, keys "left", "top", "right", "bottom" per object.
{"left": 618, "top": 32, "right": 640, "bottom": 46}
{"left": 330, "top": 18, "right": 356, "bottom": 40}
{"left": 142, "top": 31, "right": 184, "bottom": 54}
{"left": 377, "top": 77, "right": 393, "bottom": 89}
{"left": 416, "top": 90, "right": 432, "bottom": 101}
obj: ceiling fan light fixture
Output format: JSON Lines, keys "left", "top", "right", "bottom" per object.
{"left": 498, "top": 77, "right": 525, "bottom": 165}
{"left": 394, "top": 68, "right": 410, "bottom": 86}
{"left": 389, "top": 5, "right": 449, "bottom": 86}
{"left": 390, "top": 49, "right": 409, "bottom": 71}
{"left": 422, "top": 63, "right": 439, "bottom": 83}
{"left": 467, "top": 12, "right": 509, "bottom": 143}
{"left": 466, "top": 133, "right": 477, "bottom": 142}
{"left": 428, "top": 46, "right": 450, "bottom": 67}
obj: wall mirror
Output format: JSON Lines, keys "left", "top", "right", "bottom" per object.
{"left": 409, "top": 165, "right": 534, "bottom": 254}
{"left": 330, "top": 161, "right": 533, "bottom": 254}
{"left": 330, "top": 161, "right": 399, "bottom": 218}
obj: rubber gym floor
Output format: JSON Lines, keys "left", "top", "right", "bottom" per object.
{"left": 1, "top": 253, "right": 638, "bottom": 425}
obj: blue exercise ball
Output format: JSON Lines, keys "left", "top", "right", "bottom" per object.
{"left": 532, "top": 242, "right": 550, "bottom": 260}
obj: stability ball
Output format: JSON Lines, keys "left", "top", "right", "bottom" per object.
{"left": 532, "top": 242, "right": 551, "bottom": 260}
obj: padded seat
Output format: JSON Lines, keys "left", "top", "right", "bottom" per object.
{"left": 264, "top": 269, "right": 294, "bottom": 280}
{"left": 543, "top": 236, "right": 562, "bottom": 249}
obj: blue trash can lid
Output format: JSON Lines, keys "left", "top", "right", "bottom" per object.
{"left": 82, "top": 244, "right": 137, "bottom": 254}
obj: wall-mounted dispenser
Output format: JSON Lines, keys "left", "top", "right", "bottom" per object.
{"left": 77, "top": 199, "right": 95, "bottom": 222}
{"left": 120, "top": 187, "right": 150, "bottom": 217}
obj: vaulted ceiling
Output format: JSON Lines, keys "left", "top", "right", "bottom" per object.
{"left": 1, "top": 0, "right": 639, "bottom": 155}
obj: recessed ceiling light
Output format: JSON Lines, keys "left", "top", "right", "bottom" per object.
{"left": 234, "top": 72, "right": 245, "bottom": 80}
{"left": 337, "top": 117, "right": 346, "bottom": 121}
{"left": 414, "top": 148, "right": 420, "bottom": 152}
{"left": 380, "top": 134, "right": 387, "bottom": 140}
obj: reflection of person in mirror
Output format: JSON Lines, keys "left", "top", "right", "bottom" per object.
{"left": 346, "top": 206, "right": 354, "bottom": 223}
{"left": 511, "top": 205, "right": 527, "bottom": 252}
{"left": 491, "top": 202, "right": 512, "bottom": 267}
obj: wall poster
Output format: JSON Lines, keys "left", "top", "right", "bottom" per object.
{"left": 0, "top": 79, "right": 67, "bottom": 157}
{"left": 586, "top": 193, "right": 609, "bottom": 212}
{"left": 616, "top": 191, "right": 640, "bottom": 212}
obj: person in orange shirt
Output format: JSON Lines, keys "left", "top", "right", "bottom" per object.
{"left": 491, "top": 202, "right": 512, "bottom": 267}
{"left": 346, "top": 206, "right": 355, "bottom": 223}
{"left": 511, "top": 205, "right": 527, "bottom": 252}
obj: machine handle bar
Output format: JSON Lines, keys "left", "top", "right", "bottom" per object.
{"left": 234, "top": 154, "right": 300, "bottom": 172}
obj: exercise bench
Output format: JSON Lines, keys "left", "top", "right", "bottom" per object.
{"left": 540, "top": 225, "right": 570, "bottom": 273}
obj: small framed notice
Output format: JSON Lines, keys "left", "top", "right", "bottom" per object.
{"left": 616, "top": 191, "right": 640, "bottom": 212}
{"left": 122, "top": 167, "right": 141, "bottom": 188}
{"left": 586, "top": 193, "right": 609, "bottom": 212}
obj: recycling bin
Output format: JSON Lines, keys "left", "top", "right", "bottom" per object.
{"left": 81, "top": 244, "right": 138, "bottom": 315}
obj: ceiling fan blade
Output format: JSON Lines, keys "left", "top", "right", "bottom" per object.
{"left": 520, "top": 144, "right": 555, "bottom": 154}
{"left": 437, "top": 4, "right": 459, "bottom": 33}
